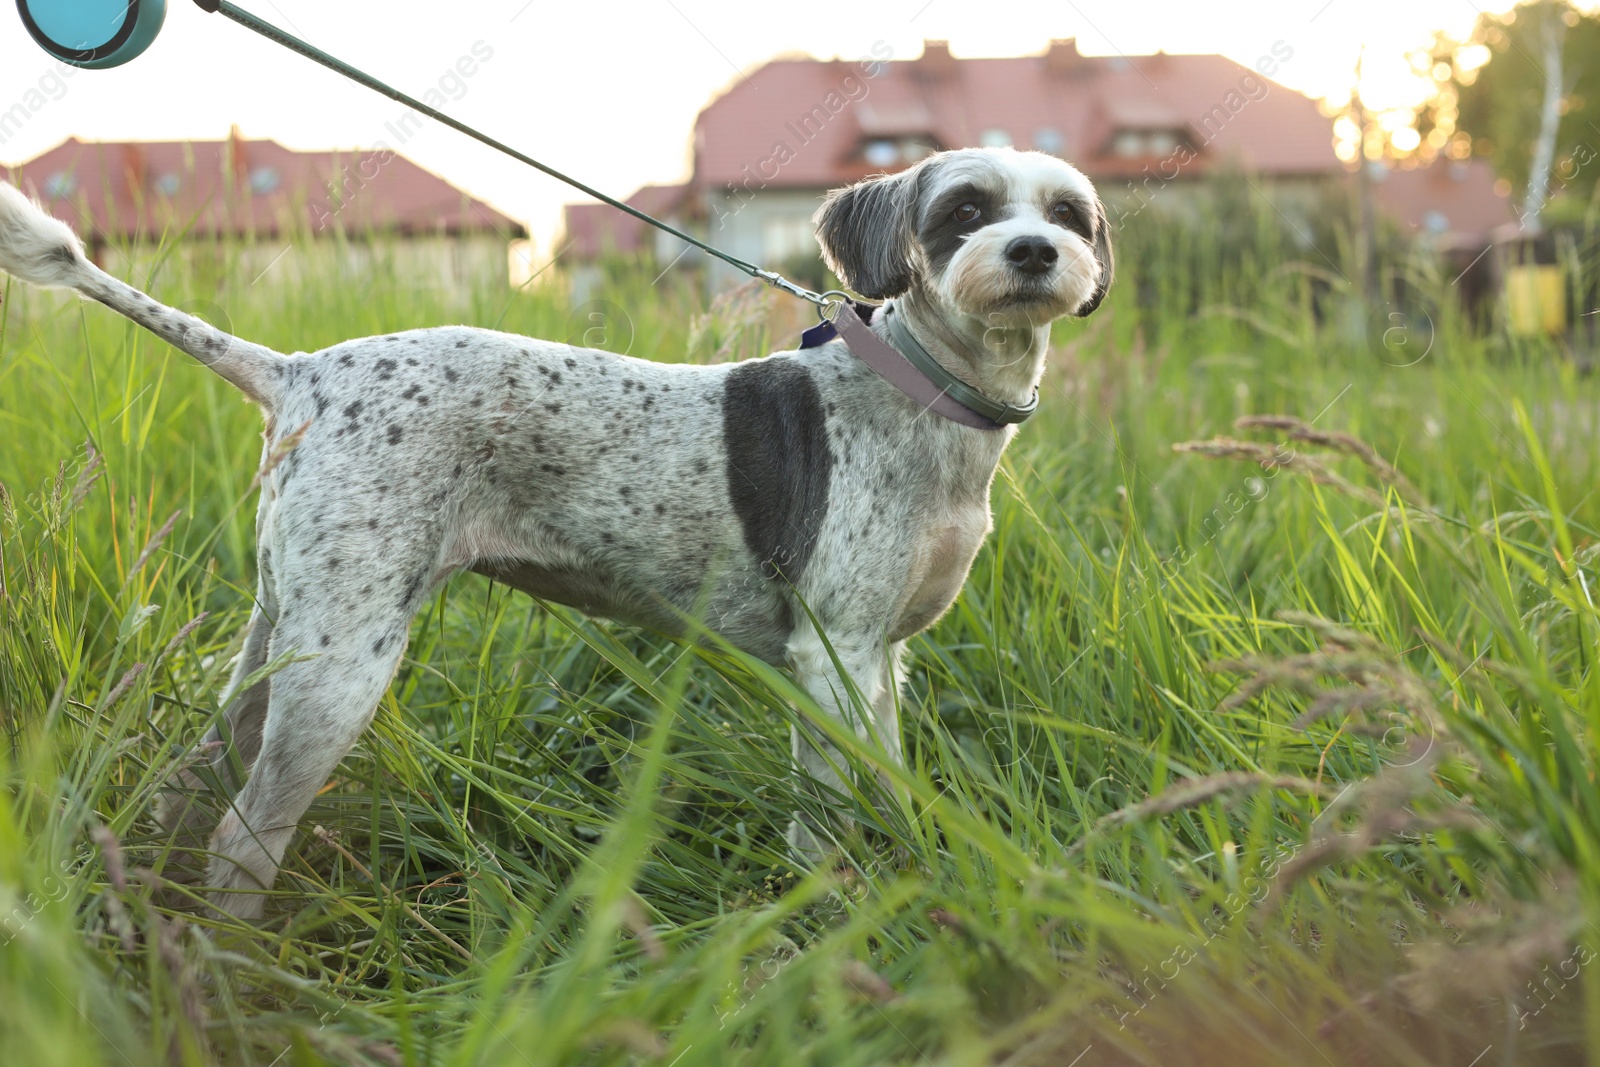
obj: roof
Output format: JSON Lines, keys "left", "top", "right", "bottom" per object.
{"left": 689, "top": 40, "right": 1340, "bottom": 190}
{"left": 562, "top": 184, "right": 688, "bottom": 259}
{"left": 1368, "top": 158, "right": 1514, "bottom": 240}
{"left": 6, "top": 133, "right": 525, "bottom": 241}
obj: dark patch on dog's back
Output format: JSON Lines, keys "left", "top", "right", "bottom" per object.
{"left": 722, "top": 358, "right": 832, "bottom": 582}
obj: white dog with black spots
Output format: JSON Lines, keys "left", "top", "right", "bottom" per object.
{"left": 0, "top": 145, "right": 1111, "bottom": 919}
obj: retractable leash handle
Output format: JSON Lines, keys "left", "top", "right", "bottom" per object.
{"left": 16, "top": 0, "right": 168, "bottom": 68}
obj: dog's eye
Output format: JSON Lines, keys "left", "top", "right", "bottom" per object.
{"left": 1051, "top": 201, "right": 1075, "bottom": 224}
{"left": 953, "top": 203, "right": 981, "bottom": 224}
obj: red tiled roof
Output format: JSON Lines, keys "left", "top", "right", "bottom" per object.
{"left": 562, "top": 183, "right": 688, "bottom": 259}
{"left": 1369, "top": 159, "right": 1514, "bottom": 239}
{"left": 8, "top": 134, "right": 525, "bottom": 241}
{"left": 690, "top": 41, "right": 1340, "bottom": 189}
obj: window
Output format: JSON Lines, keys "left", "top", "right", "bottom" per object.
{"left": 248, "top": 167, "right": 281, "bottom": 195}
{"left": 763, "top": 215, "right": 816, "bottom": 262}
{"left": 154, "top": 173, "right": 181, "bottom": 197}
{"left": 1033, "top": 127, "right": 1065, "bottom": 155}
{"left": 864, "top": 139, "right": 899, "bottom": 167}
{"left": 44, "top": 171, "right": 76, "bottom": 198}
{"left": 1110, "top": 128, "right": 1187, "bottom": 158}
{"left": 1111, "top": 130, "right": 1147, "bottom": 157}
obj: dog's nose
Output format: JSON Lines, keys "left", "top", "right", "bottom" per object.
{"left": 1005, "top": 236, "right": 1058, "bottom": 274}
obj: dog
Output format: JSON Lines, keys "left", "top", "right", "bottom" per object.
{"left": 0, "top": 146, "right": 1110, "bottom": 918}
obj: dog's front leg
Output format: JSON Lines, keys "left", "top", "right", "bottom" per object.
{"left": 784, "top": 625, "right": 908, "bottom": 863}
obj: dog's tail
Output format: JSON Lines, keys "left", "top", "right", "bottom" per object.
{"left": 0, "top": 183, "right": 287, "bottom": 408}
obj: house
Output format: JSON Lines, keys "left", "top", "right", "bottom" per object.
{"left": 1366, "top": 158, "right": 1514, "bottom": 240}
{"left": 6, "top": 129, "right": 526, "bottom": 291}
{"left": 563, "top": 39, "right": 1512, "bottom": 290}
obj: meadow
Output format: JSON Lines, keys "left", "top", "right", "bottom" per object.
{"left": 1, "top": 185, "right": 1598, "bottom": 1066}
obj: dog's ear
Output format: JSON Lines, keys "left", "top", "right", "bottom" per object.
{"left": 812, "top": 168, "right": 919, "bottom": 300}
{"left": 1073, "top": 197, "right": 1114, "bottom": 316}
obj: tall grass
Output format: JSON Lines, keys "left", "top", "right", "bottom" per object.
{"left": 1, "top": 187, "right": 1598, "bottom": 1065}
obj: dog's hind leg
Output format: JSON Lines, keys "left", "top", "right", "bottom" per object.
{"left": 204, "top": 598, "right": 422, "bottom": 919}
{"left": 158, "top": 488, "right": 281, "bottom": 843}
{"left": 155, "top": 587, "right": 276, "bottom": 841}
{"left": 203, "top": 508, "right": 446, "bottom": 919}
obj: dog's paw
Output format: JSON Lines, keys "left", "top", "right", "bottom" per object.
{"left": 786, "top": 817, "right": 835, "bottom": 871}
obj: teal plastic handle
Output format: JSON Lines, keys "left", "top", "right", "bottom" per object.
{"left": 17, "top": 0, "right": 168, "bottom": 69}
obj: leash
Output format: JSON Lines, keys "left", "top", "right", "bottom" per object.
{"left": 189, "top": 0, "right": 838, "bottom": 310}
{"left": 188, "top": 1, "right": 1034, "bottom": 430}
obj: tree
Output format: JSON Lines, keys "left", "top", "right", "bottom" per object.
{"left": 1443, "top": 1, "right": 1600, "bottom": 227}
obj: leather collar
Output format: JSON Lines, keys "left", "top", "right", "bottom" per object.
{"left": 802, "top": 302, "right": 1038, "bottom": 430}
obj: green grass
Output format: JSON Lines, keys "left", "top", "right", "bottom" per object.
{"left": 1, "top": 200, "right": 1598, "bottom": 1066}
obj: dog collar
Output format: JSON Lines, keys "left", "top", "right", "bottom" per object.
{"left": 802, "top": 303, "right": 1037, "bottom": 430}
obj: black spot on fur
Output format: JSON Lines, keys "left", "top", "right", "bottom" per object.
{"left": 320, "top": 634, "right": 331, "bottom": 647}
{"left": 444, "top": 367, "right": 460, "bottom": 383}
{"left": 544, "top": 402, "right": 561, "bottom": 414}
{"left": 564, "top": 357, "right": 577, "bottom": 370}
{"left": 722, "top": 359, "right": 833, "bottom": 581}
{"left": 539, "top": 463, "right": 566, "bottom": 476}
{"left": 375, "top": 358, "right": 398, "bottom": 379}
{"left": 387, "top": 425, "right": 403, "bottom": 445}
{"left": 372, "top": 636, "right": 387, "bottom": 655}
{"left": 402, "top": 573, "right": 422, "bottom": 605}
{"left": 339, "top": 353, "right": 354, "bottom": 367}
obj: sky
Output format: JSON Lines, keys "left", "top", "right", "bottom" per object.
{"left": 0, "top": 0, "right": 1534, "bottom": 252}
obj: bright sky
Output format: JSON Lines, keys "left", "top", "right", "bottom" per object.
{"left": 0, "top": 0, "right": 1533, "bottom": 252}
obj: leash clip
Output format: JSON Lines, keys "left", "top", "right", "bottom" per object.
{"left": 814, "top": 289, "right": 852, "bottom": 323}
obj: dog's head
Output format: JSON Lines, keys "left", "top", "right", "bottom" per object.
{"left": 813, "top": 147, "right": 1112, "bottom": 323}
